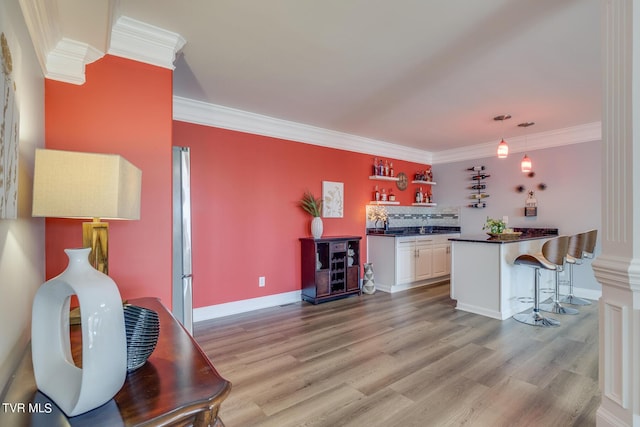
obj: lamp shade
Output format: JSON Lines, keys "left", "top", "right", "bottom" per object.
{"left": 497, "top": 139, "right": 509, "bottom": 158}
{"left": 32, "top": 149, "right": 142, "bottom": 220}
{"left": 521, "top": 154, "right": 532, "bottom": 173}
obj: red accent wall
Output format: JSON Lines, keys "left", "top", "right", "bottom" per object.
{"left": 44, "top": 55, "right": 173, "bottom": 303}
{"left": 173, "top": 121, "right": 433, "bottom": 307}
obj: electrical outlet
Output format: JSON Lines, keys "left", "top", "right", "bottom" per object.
{"left": 259, "top": 276, "right": 265, "bottom": 287}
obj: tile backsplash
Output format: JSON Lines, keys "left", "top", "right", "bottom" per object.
{"left": 365, "top": 205, "right": 460, "bottom": 229}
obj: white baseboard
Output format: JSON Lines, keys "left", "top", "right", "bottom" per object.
{"left": 455, "top": 303, "right": 504, "bottom": 320}
{"left": 193, "top": 290, "right": 302, "bottom": 322}
{"left": 376, "top": 277, "right": 450, "bottom": 294}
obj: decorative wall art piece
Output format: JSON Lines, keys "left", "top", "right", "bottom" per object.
{"left": 0, "top": 33, "right": 19, "bottom": 219}
{"left": 322, "top": 181, "right": 343, "bottom": 218}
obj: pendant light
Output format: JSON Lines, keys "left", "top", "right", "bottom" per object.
{"left": 518, "top": 122, "right": 535, "bottom": 173}
{"left": 494, "top": 114, "right": 511, "bottom": 158}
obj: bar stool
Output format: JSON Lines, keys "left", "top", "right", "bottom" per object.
{"left": 559, "top": 231, "right": 592, "bottom": 306}
{"left": 582, "top": 229, "right": 598, "bottom": 260}
{"left": 513, "top": 235, "right": 569, "bottom": 327}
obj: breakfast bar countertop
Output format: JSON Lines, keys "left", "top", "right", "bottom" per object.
{"left": 448, "top": 228, "right": 559, "bottom": 244}
{"left": 449, "top": 234, "right": 553, "bottom": 244}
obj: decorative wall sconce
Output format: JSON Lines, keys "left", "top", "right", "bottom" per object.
{"left": 516, "top": 183, "right": 547, "bottom": 193}
{"left": 494, "top": 114, "right": 511, "bottom": 158}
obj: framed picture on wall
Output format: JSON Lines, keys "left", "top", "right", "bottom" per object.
{"left": 322, "top": 181, "right": 343, "bottom": 218}
{"left": 0, "top": 33, "right": 19, "bottom": 219}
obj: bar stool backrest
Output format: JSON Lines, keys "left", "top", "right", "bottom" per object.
{"left": 568, "top": 232, "right": 588, "bottom": 260}
{"left": 583, "top": 229, "right": 598, "bottom": 257}
{"left": 542, "top": 235, "right": 570, "bottom": 267}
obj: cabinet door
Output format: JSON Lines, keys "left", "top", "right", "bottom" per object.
{"left": 316, "top": 270, "right": 330, "bottom": 296}
{"left": 432, "top": 243, "right": 448, "bottom": 277}
{"left": 415, "top": 243, "right": 433, "bottom": 281}
{"left": 396, "top": 242, "right": 415, "bottom": 285}
{"left": 346, "top": 266, "right": 360, "bottom": 291}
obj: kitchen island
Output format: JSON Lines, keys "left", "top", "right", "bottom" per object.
{"left": 449, "top": 231, "right": 558, "bottom": 320}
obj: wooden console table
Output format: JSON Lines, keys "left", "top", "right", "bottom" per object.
{"left": 0, "top": 297, "right": 231, "bottom": 426}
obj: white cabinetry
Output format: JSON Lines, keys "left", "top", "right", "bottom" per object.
{"left": 432, "top": 242, "right": 451, "bottom": 277}
{"left": 367, "top": 234, "right": 458, "bottom": 293}
{"left": 396, "top": 238, "right": 433, "bottom": 284}
{"left": 396, "top": 241, "right": 416, "bottom": 284}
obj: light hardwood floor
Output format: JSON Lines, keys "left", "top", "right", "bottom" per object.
{"left": 194, "top": 283, "right": 600, "bottom": 427}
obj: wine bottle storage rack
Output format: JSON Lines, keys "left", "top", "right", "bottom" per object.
{"left": 468, "top": 166, "right": 489, "bottom": 209}
{"left": 300, "top": 236, "right": 361, "bottom": 304}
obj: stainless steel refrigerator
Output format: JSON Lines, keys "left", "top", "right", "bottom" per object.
{"left": 172, "top": 146, "right": 193, "bottom": 334}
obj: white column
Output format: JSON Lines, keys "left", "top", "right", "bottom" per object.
{"left": 595, "top": 1, "right": 640, "bottom": 426}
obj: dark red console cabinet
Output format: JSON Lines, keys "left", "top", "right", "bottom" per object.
{"left": 300, "top": 236, "right": 362, "bottom": 304}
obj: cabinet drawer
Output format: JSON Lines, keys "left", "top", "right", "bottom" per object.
{"left": 330, "top": 242, "right": 347, "bottom": 252}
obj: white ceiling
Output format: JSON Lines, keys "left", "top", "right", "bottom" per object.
{"left": 26, "top": 0, "right": 602, "bottom": 154}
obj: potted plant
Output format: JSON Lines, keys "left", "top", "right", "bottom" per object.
{"left": 300, "top": 190, "right": 323, "bottom": 238}
{"left": 483, "top": 217, "right": 506, "bottom": 234}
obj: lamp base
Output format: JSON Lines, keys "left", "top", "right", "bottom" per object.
{"left": 83, "top": 219, "right": 109, "bottom": 274}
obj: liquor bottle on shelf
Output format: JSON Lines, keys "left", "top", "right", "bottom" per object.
{"left": 373, "top": 185, "right": 380, "bottom": 201}
{"left": 469, "top": 202, "right": 487, "bottom": 208}
{"left": 378, "top": 159, "right": 384, "bottom": 176}
{"left": 471, "top": 174, "right": 491, "bottom": 180}
{"left": 380, "top": 188, "right": 387, "bottom": 201}
{"left": 389, "top": 162, "right": 394, "bottom": 177}
{"left": 373, "top": 158, "right": 379, "bottom": 176}
{"left": 384, "top": 160, "right": 389, "bottom": 177}
{"left": 467, "top": 166, "right": 485, "bottom": 171}
{"left": 415, "top": 187, "right": 423, "bottom": 203}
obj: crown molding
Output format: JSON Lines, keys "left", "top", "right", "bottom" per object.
{"left": 173, "top": 96, "right": 433, "bottom": 164}
{"left": 18, "top": 0, "right": 61, "bottom": 77}
{"left": 173, "top": 96, "right": 600, "bottom": 166}
{"left": 45, "top": 38, "right": 103, "bottom": 85}
{"left": 18, "top": 0, "right": 107, "bottom": 85}
{"left": 108, "top": 16, "right": 186, "bottom": 70}
{"left": 432, "top": 121, "right": 602, "bottom": 164}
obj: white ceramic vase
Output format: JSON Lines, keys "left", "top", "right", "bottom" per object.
{"left": 31, "top": 248, "right": 127, "bottom": 417}
{"left": 311, "top": 216, "right": 323, "bottom": 239}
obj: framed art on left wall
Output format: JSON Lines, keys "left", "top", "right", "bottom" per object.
{"left": 322, "top": 181, "right": 343, "bottom": 218}
{"left": 0, "top": 32, "right": 19, "bottom": 219}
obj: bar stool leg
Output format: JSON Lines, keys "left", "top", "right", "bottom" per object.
{"left": 558, "top": 263, "right": 592, "bottom": 306}
{"left": 514, "top": 269, "right": 560, "bottom": 327}
{"left": 540, "top": 270, "right": 579, "bottom": 315}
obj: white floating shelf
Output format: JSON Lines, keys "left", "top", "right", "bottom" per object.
{"left": 369, "top": 201, "right": 400, "bottom": 205}
{"left": 411, "top": 180, "right": 437, "bottom": 185}
{"left": 369, "top": 175, "right": 400, "bottom": 181}
{"left": 411, "top": 203, "right": 437, "bottom": 207}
